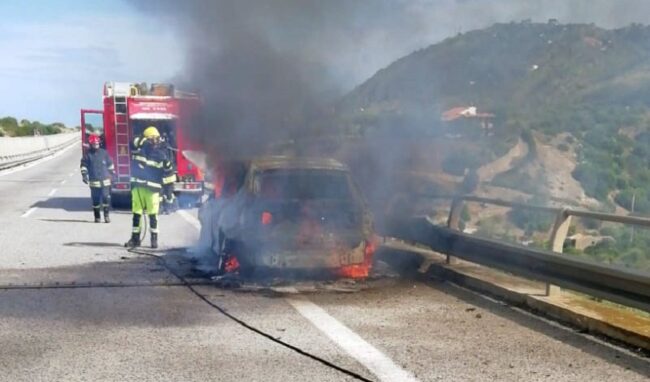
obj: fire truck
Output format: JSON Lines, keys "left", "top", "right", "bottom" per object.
{"left": 80, "top": 82, "right": 204, "bottom": 206}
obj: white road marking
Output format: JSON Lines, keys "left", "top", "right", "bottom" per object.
{"left": 48, "top": 189, "right": 57, "bottom": 197}
{"left": 60, "top": 179, "right": 67, "bottom": 185}
{"left": 0, "top": 140, "right": 77, "bottom": 177}
{"left": 21, "top": 207, "right": 38, "bottom": 218}
{"left": 286, "top": 295, "right": 420, "bottom": 382}
{"left": 178, "top": 209, "right": 202, "bottom": 231}
{"left": 176, "top": 207, "right": 419, "bottom": 382}
{"left": 68, "top": 172, "right": 75, "bottom": 177}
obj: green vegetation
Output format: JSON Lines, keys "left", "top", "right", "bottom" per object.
{"left": 338, "top": 21, "right": 650, "bottom": 272}
{"left": 441, "top": 150, "right": 482, "bottom": 176}
{"left": 507, "top": 196, "right": 555, "bottom": 235}
{"left": 342, "top": 21, "right": 650, "bottom": 212}
{"left": 0, "top": 116, "right": 67, "bottom": 137}
{"left": 566, "top": 225, "right": 650, "bottom": 272}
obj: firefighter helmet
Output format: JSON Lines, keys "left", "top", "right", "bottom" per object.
{"left": 143, "top": 126, "right": 160, "bottom": 138}
{"left": 88, "top": 134, "right": 100, "bottom": 145}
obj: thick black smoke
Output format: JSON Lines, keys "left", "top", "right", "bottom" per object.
{"left": 131, "top": 1, "right": 370, "bottom": 160}
{"left": 132, "top": 1, "right": 650, "bottom": 156}
{"left": 131, "top": 0, "right": 650, "bottom": 162}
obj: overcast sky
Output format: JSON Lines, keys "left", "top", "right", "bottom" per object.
{"left": 3, "top": 0, "right": 650, "bottom": 126}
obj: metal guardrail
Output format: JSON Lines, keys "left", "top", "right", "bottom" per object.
{"left": 0, "top": 136, "right": 77, "bottom": 170}
{"left": 381, "top": 194, "right": 650, "bottom": 313}
{"left": 382, "top": 216, "right": 650, "bottom": 313}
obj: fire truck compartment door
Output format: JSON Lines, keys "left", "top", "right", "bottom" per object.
{"left": 80, "top": 109, "right": 104, "bottom": 148}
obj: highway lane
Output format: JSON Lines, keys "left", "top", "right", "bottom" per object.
{"left": 0, "top": 146, "right": 648, "bottom": 381}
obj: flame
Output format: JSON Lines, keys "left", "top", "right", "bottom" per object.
{"left": 337, "top": 238, "right": 377, "bottom": 279}
{"left": 337, "top": 264, "right": 370, "bottom": 279}
{"left": 261, "top": 211, "right": 273, "bottom": 225}
{"left": 224, "top": 256, "right": 240, "bottom": 273}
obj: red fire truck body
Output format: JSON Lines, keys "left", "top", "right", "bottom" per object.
{"left": 81, "top": 82, "right": 204, "bottom": 205}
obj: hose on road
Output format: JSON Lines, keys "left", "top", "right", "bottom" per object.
{"left": 127, "top": 247, "right": 375, "bottom": 382}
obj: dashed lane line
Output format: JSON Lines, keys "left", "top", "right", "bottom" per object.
{"left": 22, "top": 186, "right": 60, "bottom": 218}
{"left": 21, "top": 207, "right": 38, "bottom": 218}
{"left": 177, "top": 208, "right": 420, "bottom": 382}
{"left": 286, "top": 295, "right": 420, "bottom": 382}
{"left": 60, "top": 179, "right": 67, "bottom": 185}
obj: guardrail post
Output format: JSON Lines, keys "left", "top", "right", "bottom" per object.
{"left": 546, "top": 208, "right": 572, "bottom": 296}
{"left": 446, "top": 197, "right": 465, "bottom": 264}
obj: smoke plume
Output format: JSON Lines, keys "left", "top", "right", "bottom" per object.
{"left": 130, "top": 0, "right": 650, "bottom": 162}
{"left": 131, "top": 1, "right": 367, "bottom": 159}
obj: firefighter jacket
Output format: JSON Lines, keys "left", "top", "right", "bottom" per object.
{"left": 80, "top": 148, "right": 114, "bottom": 188}
{"left": 130, "top": 137, "right": 176, "bottom": 192}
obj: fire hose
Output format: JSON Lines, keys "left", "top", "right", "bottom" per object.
{"left": 127, "top": 247, "right": 375, "bottom": 382}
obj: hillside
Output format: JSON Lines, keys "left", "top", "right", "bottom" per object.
{"left": 343, "top": 22, "right": 650, "bottom": 123}
{"left": 339, "top": 21, "right": 650, "bottom": 214}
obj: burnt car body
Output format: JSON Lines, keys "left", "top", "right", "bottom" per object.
{"left": 197, "top": 156, "right": 375, "bottom": 279}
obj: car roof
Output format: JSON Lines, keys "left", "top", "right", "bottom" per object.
{"left": 249, "top": 156, "right": 349, "bottom": 172}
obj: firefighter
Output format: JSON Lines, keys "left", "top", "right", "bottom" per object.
{"left": 80, "top": 134, "right": 114, "bottom": 223}
{"left": 125, "top": 126, "right": 176, "bottom": 249}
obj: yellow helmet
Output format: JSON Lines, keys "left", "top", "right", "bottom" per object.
{"left": 143, "top": 126, "right": 160, "bottom": 138}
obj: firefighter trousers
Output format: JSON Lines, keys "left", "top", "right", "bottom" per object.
{"left": 90, "top": 186, "right": 111, "bottom": 209}
{"left": 131, "top": 186, "right": 160, "bottom": 234}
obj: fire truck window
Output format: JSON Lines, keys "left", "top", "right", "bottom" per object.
{"left": 84, "top": 113, "right": 105, "bottom": 148}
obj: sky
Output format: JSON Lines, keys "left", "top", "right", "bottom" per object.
{"left": 0, "top": 0, "right": 181, "bottom": 126}
{"left": 4, "top": 0, "right": 650, "bottom": 127}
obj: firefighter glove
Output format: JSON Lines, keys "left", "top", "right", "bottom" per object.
{"left": 82, "top": 175, "right": 89, "bottom": 184}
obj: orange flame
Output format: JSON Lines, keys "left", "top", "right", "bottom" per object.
{"left": 224, "top": 256, "right": 240, "bottom": 273}
{"left": 337, "top": 238, "right": 377, "bottom": 279}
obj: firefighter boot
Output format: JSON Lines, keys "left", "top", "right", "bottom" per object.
{"left": 151, "top": 233, "right": 158, "bottom": 249}
{"left": 93, "top": 207, "right": 101, "bottom": 223}
{"left": 124, "top": 233, "right": 141, "bottom": 248}
{"left": 103, "top": 207, "right": 110, "bottom": 223}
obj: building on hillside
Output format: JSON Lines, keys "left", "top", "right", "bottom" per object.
{"left": 441, "top": 106, "right": 495, "bottom": 136}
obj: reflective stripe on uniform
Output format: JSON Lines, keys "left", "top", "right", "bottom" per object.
{"left": 89, "top": 179, "right": 111, "bottom": 188}
{"left": 133, "top": 155, "right": 148, "bottom": 164}
{"left": 130, "top": 177, "right": 162, "bottom": 189}
{"left": 133, "top": 154, "right": 164, "bottom": 169}
{"left": 147, "top": 159, "right": 164, "bottom": 168}
{"left": 162, "top": 174, "right": 176, "bottom": 185}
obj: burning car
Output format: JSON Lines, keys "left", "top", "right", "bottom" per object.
{"left": 197, "top": 156, "right": 376, "bottom": 279}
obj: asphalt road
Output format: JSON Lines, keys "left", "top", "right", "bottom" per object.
{"left": 0, "top": 146, "right": 648, "bottom": 382}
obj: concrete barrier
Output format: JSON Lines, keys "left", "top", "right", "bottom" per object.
{"left": 0, "top": 133, "right": 79, "bottom": 170}
{"left": 0, "top": 133, "right": 78, "bottom": 158}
